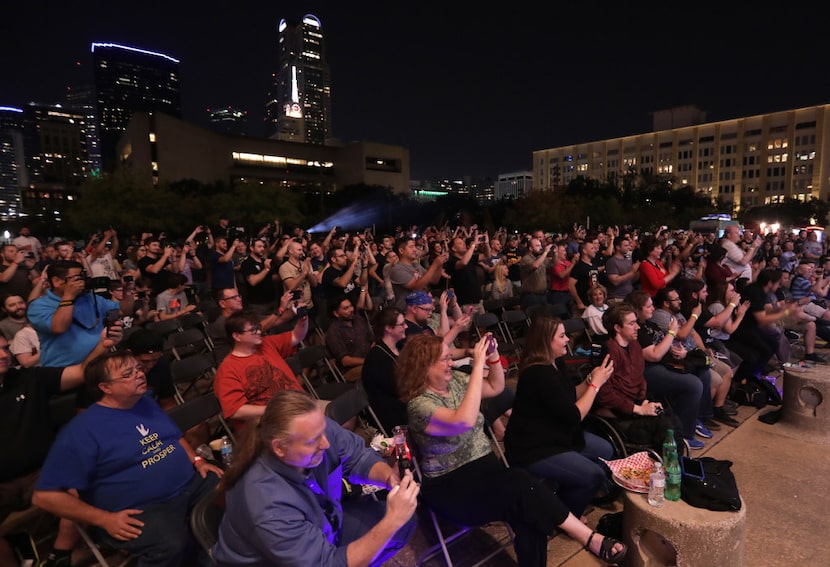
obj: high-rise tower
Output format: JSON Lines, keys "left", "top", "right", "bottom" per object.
{"left": 91, "top": 42, "right": 181, "bottom": 171}
{"left": 267, "top": 14, "right": 332, "bottom": 145}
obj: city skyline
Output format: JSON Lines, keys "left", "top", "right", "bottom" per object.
{"left": 4, "top": 3, "right": 828, "bottom": 181}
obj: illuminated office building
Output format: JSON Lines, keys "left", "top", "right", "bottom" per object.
{"left": 0, "top": 107, "right": 26, "bottom": 220}
{"left": 267, "top": 14, "right": 332, "bottom": 145}
{"left": 208, "top": 107, "right": 248, "bottom": 136}
{"left": 533, "top": 104, "right": 830, "bottom": 214}
{"left": 91, "top": 42, "right": 181, "bottom": 171}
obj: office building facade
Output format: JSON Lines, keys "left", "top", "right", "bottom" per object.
{"left": 91, "top": 42, "right": 181, "bottom": 171}
{"left": 118, "top": 112, "right": 409, "bottom": 194}
{"left": 496, "top": 171, "right": 532, "bottom": 200}
{"left": 0, "top": 107, "right": 26, "bottom": 220}
{"left": 266, "top": 14, "right": 332, "bottom": 145}
{"left": 533, "top": 104, "right": 830, "bottom": 214}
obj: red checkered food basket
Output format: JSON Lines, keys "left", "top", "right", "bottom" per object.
{"left": 600, "top": 451, "right": 658, "bottom": 493}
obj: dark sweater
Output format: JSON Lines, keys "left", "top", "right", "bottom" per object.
{"left": 593, "top": 338, "right": 646, "bottom": 416}
{"left": 504, "top": 363, "right": 584, "bottom": 467}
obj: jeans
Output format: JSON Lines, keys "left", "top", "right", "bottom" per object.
{"left": 99, "top": 472, "right": 219, "bottom": 567}
{"left": 339, "top": 496, "right": 417, "bottom": 566}
{"left": 644, "top": 363, "right": 702, "bottom": 439}
{"left": 525, "top": 431, "right": 613, "bottom": 517}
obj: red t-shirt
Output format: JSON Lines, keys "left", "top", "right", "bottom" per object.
{"left": 214, "top": 333, "right": 300, "bottom": 427}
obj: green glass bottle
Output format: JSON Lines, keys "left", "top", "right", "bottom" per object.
{"left": 663, "top": 429, "right": 681, "bottom": 501}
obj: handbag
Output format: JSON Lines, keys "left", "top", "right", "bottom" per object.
{"left": 681, "top": 457, "right": 742, "bottom": 511}
{"left": 683, "top": 349, "right": 712, "bottom": 372}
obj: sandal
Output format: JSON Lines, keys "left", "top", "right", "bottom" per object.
{"left": 585, "top": 530, "right": 628, "bottom": 564}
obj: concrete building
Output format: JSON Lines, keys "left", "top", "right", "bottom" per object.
{"left": 533, "top": 103, "right": 830, "bottom": 214}
{"left": 117, "top": 112, "right": 409, "bottom": 194}
{"left": 496, "top": 171, "right": 532, "bottom": 200}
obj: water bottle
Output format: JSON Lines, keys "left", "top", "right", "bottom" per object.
{"left": 648, "top": 462, "right": 665, "bottom": 507}
{"left": 195, "top": 444, "right": 213, "bottom": 461}
{"left": 220, "top": 435, "right": 234, "bottom": 467}
{"left": 663, "top": 429, "right": 681, "bottom": 501}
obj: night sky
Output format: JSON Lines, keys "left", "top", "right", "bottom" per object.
{"left": 3, "top": 3, "right": 828, "bottom": 181}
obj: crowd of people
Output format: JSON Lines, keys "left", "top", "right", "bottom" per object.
{"left": 2, "top": 216, "right": 828, "bottom": 566}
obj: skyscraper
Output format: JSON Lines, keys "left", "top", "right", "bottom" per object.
{"left": 91, "top": 42, "right": 181, "bottom": 171}
{"left": 0, "top": 107, "right": 26, "bottom": 221}
{"left": 267, "top": 14, "right": 332, "bottom": 145}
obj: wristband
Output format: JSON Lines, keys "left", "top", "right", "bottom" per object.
{"left": 667, "top": 330, "right": 677, "bottom": 337}
{"left": 192, "top": 456, "right": 204, "bottom": 466}
{"left": 487, "top": 358, "right": 500, "bottom": 365}
{"left": 277, "top": 307, "right": 285, "bottom": 316}
{"left": 588, "top": 383, "right": 600, "bottom": 393}
{"left": 58, "top": 300, "right": 75, "bottom": 307}
{"left": 691, "top": 313, "right": 700, "bottom": 320}
{"left": 727, "top": 302, "right": 736, "bottom": 308}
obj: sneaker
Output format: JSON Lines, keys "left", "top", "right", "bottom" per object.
{"left": 804, "top": 352, "right": 826, "bottom": 363}
{"left": 712, "top": 408, "right": 740, "bottom": 427}
{"left": 695, "top": 420, "right": 714, "bottom": 438}
{"left": 723, "top": 399, "right": 738, "bottom": 411}
{"left": 685, "top": 437, "right": 705, "bottom": 450}
{"left": 703, "top": 418, "right": 722, "bottom": 431}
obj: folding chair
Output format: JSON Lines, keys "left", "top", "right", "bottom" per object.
{"left": 166, "top": 328, "right": 214, "bottom": 361}
{"left": 286, "top": 354, "right": 355, "bottom": 402}
{"left": 73, "top": 523, "right": 133, "bottom": 567}
{"left": 145, "top": 318, "right": 184, "bottom": 339}
{"left": 471, "top": 312, "right": 501, "bottom": 343}
{"left": 190, "top": 489, "right": 226, "bottom": 561}
{"left": 296, "top": 344, "right": 345, "bottom": 384}
{"left": 165, "top": 392, "right": 236, "bottom": 446}
{"left": 407, "top": 432, "right": 515, "bottom": 567}
{"left": 562, "top": 317, "right": 587, "bottom": 356}
{"left": 322, "top": 381, "right": 387, "bottom": 438}
{"left": 170, "top": 352, "right": 217, "bottom": 403}
{"left": 482, "top": 298, "right": 505, "bottom": 315}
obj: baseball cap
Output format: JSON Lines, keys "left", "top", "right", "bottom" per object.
{"left": 124, "top": 328, "right": 164, "bottom": 355}
{"left": 405, "top": 291, "right": 434, "bottom": 306}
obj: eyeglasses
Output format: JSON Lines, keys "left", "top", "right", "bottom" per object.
{"left": 415, "top": 305, "right": 434, "bottom": 312}
{"left": 668, "top": 296, "right": 681, "bottom": 302}
{"left": 108, "top": 365, "right": 146, "bottom": 382}
{"left": 241, "top": 325, "right": 262, "bottom": 334}
{"left": 436, "top": 355, "right": 454, "bottom": 364}
{"left": 221, "top": 293, "right": 241, "bottom": 301}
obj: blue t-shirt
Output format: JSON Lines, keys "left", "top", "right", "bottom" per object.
{"left": 28, "top": 290, "right": 119, "bottom": 367}
{"left": 36, "top": 395, "right": 193, "bottom": 511}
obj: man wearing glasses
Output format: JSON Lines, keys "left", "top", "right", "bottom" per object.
{"left": 28, "top": 261, "right": 134, "bottom": 367}
{"left": 213, "top": 310, "right": 309, "bottom": 435}
{"left": 0, "top": 328, "right": 120, "bottom": 566}
{"left": 32, "top": 349, "right": 223, "bottom": 567}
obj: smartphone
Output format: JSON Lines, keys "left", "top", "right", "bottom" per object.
{"left": 291, "top": 289, "right": 302, "bottom": 301}
{"left": 485, "top": 335, "right": 496, "bottom": 355}
{"left": 446, "top": 289, "right": 455, "bottom": 302}
{"left": 104, "top": 309, "right": 120, "bottom": 337}
{"left": 466, "top": 306, "right": 474, "bottom": 318}
{"left": 680, "top": 456, "right": 705, "bottom": 481}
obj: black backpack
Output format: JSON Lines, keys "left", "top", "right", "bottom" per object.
{"left": 681, "top": 457, "right": 742, "bottom": 511}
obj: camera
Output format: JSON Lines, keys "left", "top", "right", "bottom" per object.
{"left": 85, "top": 275, "right": 111, "bottom": 290}
{"left": 291, "top": 289, "right": 302, "bottom": 301}
{"left": 136, "top": 290, "right": 147, "bottom": 300}
{"left": 296, "top": 305, "right": 308, "bottom": 318}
